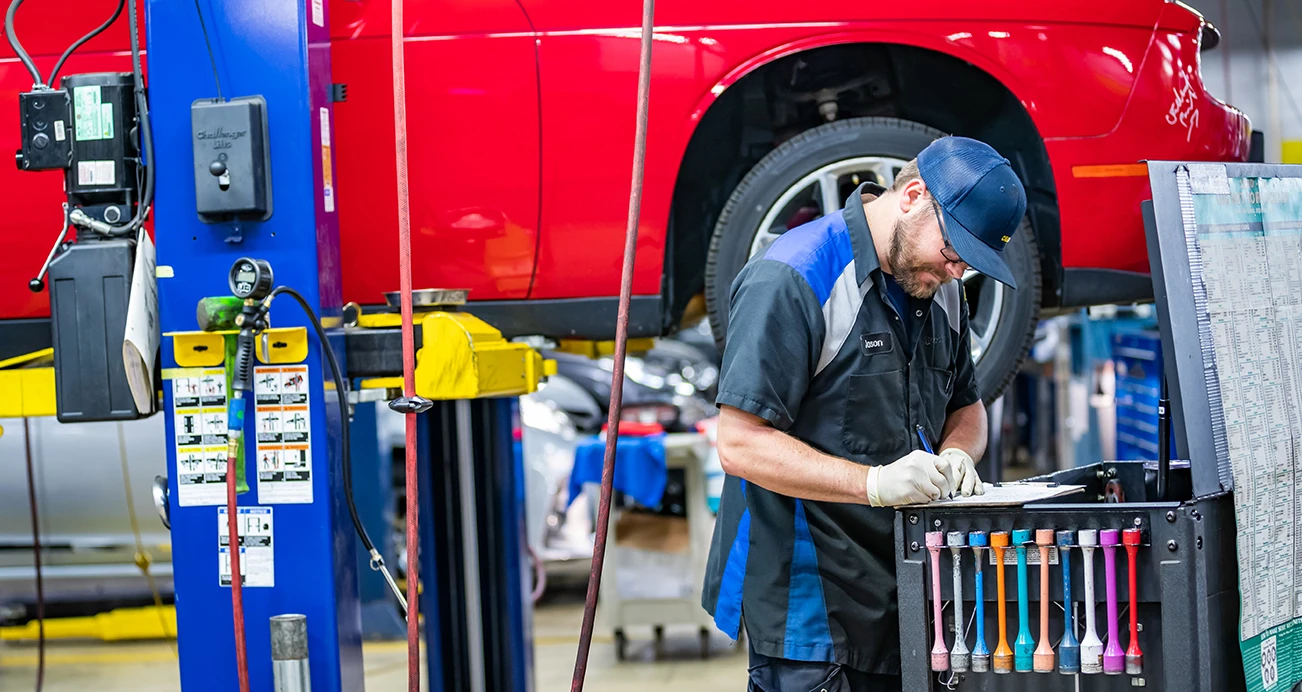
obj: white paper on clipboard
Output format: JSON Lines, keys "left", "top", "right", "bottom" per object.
{"left": 904, "top": 482, "right": 1086, "bottom": 508}
{"left": 123, "top": 229, "right": 159, "bottom": 414}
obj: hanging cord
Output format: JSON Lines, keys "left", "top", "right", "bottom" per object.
{"left": 115, "top": 421, "right": 177, "bottom": 653}
{"left": 191, "top": 0, "right": 223, "bottom": 100}
{"left": 22, "top": 419, "right": 45, "bottom": 692}
{"left": 265, "top": 286, "right": 407, "bottom": 611}
{"left": 388, "top": 0, "right": 421, "bottom": 688}
{"left": 4, "top": 0, "right": 43, "bottom": 87}
{"left": 570, "top": 1, "right": 655, "bottom": 689}
{"left": 46, "top": 0, "right": 125, "bottom": 87}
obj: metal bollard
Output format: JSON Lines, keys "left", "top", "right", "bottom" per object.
{"left": 271, "top": 614, "right": 311, "bottom": 692}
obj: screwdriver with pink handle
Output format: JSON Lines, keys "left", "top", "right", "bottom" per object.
{"left": 1033, "top": 529, "right": 1055, "bottom": 672}
{"left": 1101, "top": 529, "right": 1125, "bottom": 675}
{"left": 928, "top": 531, "right": 949, "bottom": 671}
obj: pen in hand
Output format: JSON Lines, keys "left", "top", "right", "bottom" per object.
{"left": 915, "top": 424, "right": 952, "bottom": 499}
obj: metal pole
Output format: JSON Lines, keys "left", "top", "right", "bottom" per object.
{"left": 270, "top": 614, "right": 311, "bottom": 692}
{"left": 456, "top": 399, "right": 487, "bottom": 692}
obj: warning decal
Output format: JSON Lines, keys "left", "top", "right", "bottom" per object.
{"left": 174, "top": 368, "right": 229, "bottom": 506}
{"left": 254, "top": 365, "right": 314, "bottom": 504}
{"left": 218, "top": 506, "right": 274, "bottom": 588}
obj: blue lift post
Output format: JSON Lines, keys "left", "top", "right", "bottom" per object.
{"left": 147, "top": 0, "right": 363, "bottom": 689}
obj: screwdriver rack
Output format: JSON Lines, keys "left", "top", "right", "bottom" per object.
{"left": 895, "top": 461, "right": 1243, "bottom": 691}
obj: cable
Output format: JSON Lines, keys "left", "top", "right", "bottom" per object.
{"left": 46, "top": 0, "right": 125, "bottom": 88}
{"left": 115, "top": 422, "right": 177, "bottom": 652}
{"left": 191, "top": 0, "right": 223, "bottom": 100}
{"left": 121, "top": 0, "right": 155, "bottom": 233}
{"left": 22, "top": 419, "right": 45, "bottom": 692}
{"left": 570, "top": 0, "right": 654, "bottom": 688}
{"left": 268, "top": 286, "right": 407, "bottom": 611}
{"left": 4, "top": 0, "right": 43, "bottom": 87}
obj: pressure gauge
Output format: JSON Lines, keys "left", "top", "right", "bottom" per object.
{"left": 228, "top": 257, "right": 274, "bottom": 300}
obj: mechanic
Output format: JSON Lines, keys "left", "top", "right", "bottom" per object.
{"left": 702, "top": 136, "right": 1027, "bottom": 691}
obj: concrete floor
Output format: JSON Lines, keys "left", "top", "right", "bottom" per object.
{"left": 0, "top": 597, "right": 746, "bottom": 691}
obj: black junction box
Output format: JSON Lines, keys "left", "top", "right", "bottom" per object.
{"left": 16, "top": 88, "right": 72, "bottom": 171}
{"left": 191, "top": 96, "right": 272, "bottom": 223}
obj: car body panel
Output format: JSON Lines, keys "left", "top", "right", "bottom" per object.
{"left": 0, "top": 0, "right": 1249, "bottom": 318}
{"left": 0, "top": 415, "right": 171, "bottom": 608}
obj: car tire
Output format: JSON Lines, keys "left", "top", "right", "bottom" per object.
{"left": 704, "top": 116, "right": 1041, "bottom": 405}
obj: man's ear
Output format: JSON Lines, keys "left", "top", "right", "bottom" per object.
{"left": 898, "top": 178, "right": 928, "bottom": 214}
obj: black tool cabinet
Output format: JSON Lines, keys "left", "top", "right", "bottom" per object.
{"left": 895, "top": 461, "right": 1244, "bottom": 691}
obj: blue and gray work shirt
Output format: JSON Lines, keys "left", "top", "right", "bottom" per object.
{"left": 702, "top": 182, "right": 981, "bottom": 674}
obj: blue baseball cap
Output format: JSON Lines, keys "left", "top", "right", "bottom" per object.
{"left": 916, "top": 136, "right": 1026, "bottom": 288}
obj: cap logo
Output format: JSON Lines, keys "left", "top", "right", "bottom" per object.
{"left": 1000, "top": 235, "right": 1011, "bottom": 243}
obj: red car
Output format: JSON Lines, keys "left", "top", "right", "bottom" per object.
{"left": 1, "top": 0, "right": 1251, "bottom": 400}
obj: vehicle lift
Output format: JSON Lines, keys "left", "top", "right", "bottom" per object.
{"left": 4, "top": 0, "right": 555, "bottom": 689}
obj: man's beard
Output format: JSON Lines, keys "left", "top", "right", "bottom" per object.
{"left": 887, "top": 215, "right": 945, "bottom": 299}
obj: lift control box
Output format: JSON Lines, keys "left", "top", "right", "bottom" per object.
{"left": 191, "top": 96, "right": 272, "bottom": 223}
{"left": 15, "top": 88, "right": 73, "bottom": 171}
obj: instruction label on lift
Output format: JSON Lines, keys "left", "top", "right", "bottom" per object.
{"left": 174, "top": 368, "right": 230, "bottom": 507}
{"left": 254, "top": 365, "right": 314, "bottom": 504}
{"left": 218, "top": 507, "right": 274, "bottom": 588}
{"left": 319, "top": 107, "right": 334, "bottom": 212}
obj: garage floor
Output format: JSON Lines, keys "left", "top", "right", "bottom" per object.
{"left": 0, "top": 595, "right": 747, "bottom": 691}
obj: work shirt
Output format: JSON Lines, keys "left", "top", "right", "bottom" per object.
{"left": 701, "top": 182, "right": 981, "bottom": 674}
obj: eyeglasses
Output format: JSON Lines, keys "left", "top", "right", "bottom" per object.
{"left": 931, "top": 201, "right": 964, "bottom": 265}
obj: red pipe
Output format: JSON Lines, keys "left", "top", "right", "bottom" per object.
{"left": 570, "top": 1, "right": 655, "bottom": 689}
{"left": 226, "top": 427, "right": 250, "bottom": 692}
{"left": 388, "top": 0, "right": 421, "bottom": 689}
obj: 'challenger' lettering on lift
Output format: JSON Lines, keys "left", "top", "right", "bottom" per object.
{"left": 198, "top": 127, "right": 248, "bottom": 150}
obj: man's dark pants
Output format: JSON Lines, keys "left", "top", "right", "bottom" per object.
{"left": 747, "top": 645, "right": 903, "bottom": 692}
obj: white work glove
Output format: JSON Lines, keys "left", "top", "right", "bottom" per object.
{"left": 939, "top": 447, "right": 984, "bottom": 497}
{"left": 865, "top": 450, "right": 951, "bottom": 507}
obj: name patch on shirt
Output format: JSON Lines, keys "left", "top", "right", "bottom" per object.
{"left": 860, "top": 332, "right": 894, "bottom": 357}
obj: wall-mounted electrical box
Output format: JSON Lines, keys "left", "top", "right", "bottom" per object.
{"left": 191, "top": 96, "right": 272, "bottom": 223}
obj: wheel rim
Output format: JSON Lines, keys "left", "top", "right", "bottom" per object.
{"left": 745, "top": 156, "right": 1007, "bottom": 369}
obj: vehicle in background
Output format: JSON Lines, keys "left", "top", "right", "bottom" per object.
{"left": 0, "top": 416, "right": 171, "bottom": 620}
{"left": 1, "top": 0, "right": 1250, "bottom": 408}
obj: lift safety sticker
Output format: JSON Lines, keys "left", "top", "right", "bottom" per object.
{"left": 174, "top": 368, "right": 230, "bottom": 507}
{"left": 254, "top": 365, "right": 314, "bottom": 504}
{"left": 311, "top": 0, "right": 324, "bottom": 27}
{"left": 72, "top": 85, "right": 113, "bottom": 141}
{"left": 319, "top": 107, "right": 335, "bottom": 212}
{"left": 218, "top": 507, "right": 274, "bottom": 588}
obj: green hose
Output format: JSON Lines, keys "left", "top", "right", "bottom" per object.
{"left": 224, "top": 333, "right": 249, "bottom": 494}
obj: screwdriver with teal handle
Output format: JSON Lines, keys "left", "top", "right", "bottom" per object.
{"left": 1012, "top": 528, "right": 1035, "bottom": 672}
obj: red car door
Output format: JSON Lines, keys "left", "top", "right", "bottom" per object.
{"left": 330, "top": 0, "right": 541, "bottom": 303}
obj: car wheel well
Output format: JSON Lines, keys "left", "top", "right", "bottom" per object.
{"left": 663, "top": 42, "right": 1062, "bottom": 330}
